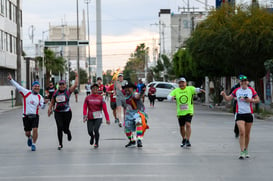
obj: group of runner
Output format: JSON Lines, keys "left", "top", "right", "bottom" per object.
{"left": 8, "top": 72, "right": 259, "bottom": 159}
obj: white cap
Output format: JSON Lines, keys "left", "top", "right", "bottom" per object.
{"left": 178, "top": 77, "right": 186, "bottom": 82}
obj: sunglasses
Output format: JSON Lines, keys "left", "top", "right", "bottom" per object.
{"left": 59, "top": 83, "right": 65, "bottom": 85}
{"left": 240, "top": 76, "right": 247, "bottom": 81}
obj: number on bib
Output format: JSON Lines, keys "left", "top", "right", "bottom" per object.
{"left": 93, "top": 111, "right": 103, "bottom": 119}
{"left": 56, "top": 95, "right": 66, "bottom": 103}
{"left": 180, "top": 104, "right": 188, "bottom": 111}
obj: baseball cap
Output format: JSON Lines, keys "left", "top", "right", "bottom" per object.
{"left": 178, "top": 77, "right": 186, "bottom": 82}
{"left": 118, "top": 73, "right": 123, "bottom": 77}
{"left": 239, "top": 75, "right": 248, "bottom": 81}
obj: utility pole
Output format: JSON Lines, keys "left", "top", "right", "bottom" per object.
{"left": 76, "top": 0, "right": 80, "bottom": 90}
{"left": 15, "top": 0, "right": 22, "bottom": 106}
{"left": 96, "top": 0, "right": 103, "bottom": 78}
{"left": 85, "top": 0, "right": 91, "bottom": 81}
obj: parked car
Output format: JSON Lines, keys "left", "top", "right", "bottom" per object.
{"left": 145, "top": 82, "right": 178, "bottom": 101}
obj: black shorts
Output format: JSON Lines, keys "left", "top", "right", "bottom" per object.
{"left": 23, "top": 115, "right": 39, "bottom": 132}
{"left": 110, "top": 102, "right": 117, "bottom": 110}
{"left": 177, "top": 114, "right": 192, "bottom": 126}
{"left": 235, "top": 113, "right": 253, "bottom": 123}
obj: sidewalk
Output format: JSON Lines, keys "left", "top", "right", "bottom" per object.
{"left": 0, "top": 99, "right": 21, "bottom": 114}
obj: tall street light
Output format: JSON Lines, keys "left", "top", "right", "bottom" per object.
{"left": 76, "top": 0, "right": 80, "bottom": 90}
{"left": 85, "top": 0, "right": 91, "bottom": 82}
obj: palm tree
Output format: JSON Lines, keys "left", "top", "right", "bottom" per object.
{"left": 36, "top": 48, "right": 66, "bottom": 86}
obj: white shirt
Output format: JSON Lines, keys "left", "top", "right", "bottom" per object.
{"left": 232, "top": 87, "right": 258, "bottom": 114}
{"left": 10, "top": 79, "right": 45, "bottom": 116}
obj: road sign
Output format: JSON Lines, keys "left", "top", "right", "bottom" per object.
{"left": 44, "top": 40, "right": 89, "bottom": 46}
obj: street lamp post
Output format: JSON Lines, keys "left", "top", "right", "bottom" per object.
{"left": 76, "top": 0, "right": 80, "bottom": 90}
{"left": 85, "top": 0, "right": 91, "bottom": 82}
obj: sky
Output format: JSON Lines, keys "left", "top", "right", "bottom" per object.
{"left": 22, "top": 0, "right": 271, "bottom": 72}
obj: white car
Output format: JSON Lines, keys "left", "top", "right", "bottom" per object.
{"left": 145, "top": 82, "right": 178, "bottom": 101}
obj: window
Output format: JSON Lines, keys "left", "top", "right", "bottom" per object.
{"left": 0, "top": 0, "right": 5, "bottom": 15}
{"left": 0, "top": 30, "right": 3, "bottom": 50}
{"left": 0, "top": 68, "right": 15, "bottom": 85}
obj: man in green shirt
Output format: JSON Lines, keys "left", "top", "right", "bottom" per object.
{"left": 168, "top": 77, "right": 205, "bottom": 147}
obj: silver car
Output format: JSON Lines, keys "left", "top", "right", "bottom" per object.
{"left": 145, "top": 82, "right": 178, "bottom": 101}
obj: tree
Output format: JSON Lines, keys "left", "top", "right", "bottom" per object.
{"left": 186, "top": 4, "right": 273, "bottom": 103}
{"left": 103, "top": 69, "right": 113, "bottom": 84}
{"left": 70, "top": 68, "right": 87, "bottom": 84}
{"left": 152, "top": 54, "right": 176, "bottom": 81}
{"left": 36, "top": 48, "right": 66, "bottom": 87}
{"left": 123, "top": 43, "right": 149, "bottom": 83}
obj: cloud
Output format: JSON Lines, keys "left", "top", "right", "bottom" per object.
{"left": 88, "top": 28, "right": 159, "bottom": 71}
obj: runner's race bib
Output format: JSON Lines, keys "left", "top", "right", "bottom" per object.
{"left": 180, "top": 104, "right": 189, "bottom": 110}
{"left": 93, "top": 111, "right": 103, "bottom": 119}
{"left": 56, "top": 95, "right": 66, "bottom": 103}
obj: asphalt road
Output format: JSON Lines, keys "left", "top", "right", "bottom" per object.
{"left": 0, "top": 93, "right": 273, "bottom": 181}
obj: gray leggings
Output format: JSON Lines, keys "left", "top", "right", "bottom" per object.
{"left": 87, "top": 118, "right": 102, "bottom": 145}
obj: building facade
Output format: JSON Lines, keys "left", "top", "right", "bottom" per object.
{"left": 48, "top": 10, "right": 87, "bottom": 83}
{"left": 158, "top": 9, "right": 207, "bottom": 58}
{"left": 0, "top": 0, "right": 23, "bottom": 100}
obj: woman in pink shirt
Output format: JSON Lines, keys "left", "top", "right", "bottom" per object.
{"left": 83, "top": 84, "right": 110, "bottom": 148}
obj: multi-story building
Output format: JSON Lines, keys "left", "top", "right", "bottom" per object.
{"left": 48, "top": 11, "right": 87, "bottom": 83}
{"left": 0, "top": 0, "right": 23, "bottom": 100}
{"left": 158, "top": 9, "right": 207, "bottom": 58}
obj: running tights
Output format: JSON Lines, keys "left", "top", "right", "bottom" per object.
{"left": 54, "top": 111, "right": 72, "bottom": 146}
{"left": 87, "top": 118, "right": 102, "bottom": 145}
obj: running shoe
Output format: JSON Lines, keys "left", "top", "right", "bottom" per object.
{"left": 239, "top": 151, "right": 245, "bottom": 159}
{"left": 185, "top": 140, "right": 191, "bottom": 147}
{"left": 31, "top": 144, "right": 36, "bottom": 151}
{"left": 90, "top": 137, "right": 94, "bottom": 145}
{"left": 115, "top": 118, "right": 119, "bottom": 123}
{"left": 27, "top": 137, "right": 32, "bottom": 147}
{"left": 137, "top": 140, "right": 143, "bottom": 147}
{"left": 181, "top": 139, "right": 186, "bottom": 147}
{"left": 94, "top": 144, "right": 99, "bottom": 149}
{"left": 67, "top": 131, "right": 72, "bottom": 141}
{"left": 119, "top": 122, "right": 122, "bottom": 127}
{"left": 58, "top": 145, "right": 63, "bottom": 150}
{"left": 244, "top": 149, "right": 250, "bottom": 158}
{"left": 125, "top": 140, "right": 136, "bottom": 148}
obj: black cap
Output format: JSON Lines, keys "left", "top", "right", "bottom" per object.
{"left": 97, "top": 77, "right": 102, "bottom": 80}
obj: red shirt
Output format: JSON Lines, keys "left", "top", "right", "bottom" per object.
{"left": 108, "top": 84, "right": 116, "bottom": 103}
{"left": 83, "top": 94, "right": 109, "bottom": 120}
{"left": 148, "top": 87, "right": 156, "bottom": 95}
{"left": 98, "top": 84, "right": 105, "bottom": 95}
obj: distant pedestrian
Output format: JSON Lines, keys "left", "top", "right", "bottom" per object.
{"left": 137, "top": 79, "right": 146, "bottom": 103}
{"left": 221, "top": 75, "right": 260, "bottom": 159}
{"left": 167, "top": 77, "right": 205, "bottom": 148}
{"left": 83, "top": 83, "right": 110, "bottom": 148}
{"left": 8, "top": 73, "right": 47, "bottom": 151}
{"left": 107, "top": 81, "right": 118, "bottom": 123}
{"left": 148, "top": 84, "right": 156, "bottom": 107}
{"left": 85, "top": 81, "right": 91, "bottom": 96}
{"left": 97, "top": 77, "right": 106, "bottom": 96}
{"left": 48, "top": 72, "right": 78, "bottom": 150}
{"left": 45, "top": 81, "right": 56, "bottom": 101}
